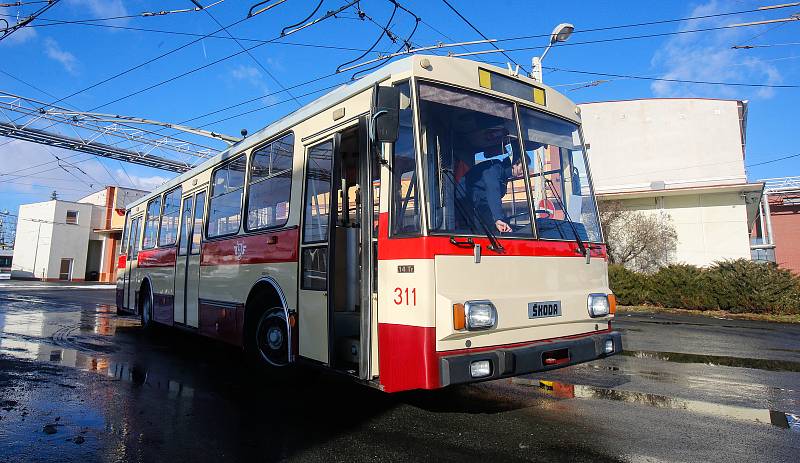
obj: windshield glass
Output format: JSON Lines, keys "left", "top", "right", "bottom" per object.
{"left": 419, "top": 82, "right": 532, "bottom": 238}
{"left": 518, "top": 107, "right": 602, "bottom": 243}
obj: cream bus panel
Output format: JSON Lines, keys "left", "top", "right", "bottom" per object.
{"left": 377, "top": 259, "right": 436, "bottom": 327}
{"left": 434, "top": 255, "right": 611, "bottom": 351}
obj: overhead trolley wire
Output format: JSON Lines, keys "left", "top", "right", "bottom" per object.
{"left": 440, "top": 0, "right": 528, "bottom": 74}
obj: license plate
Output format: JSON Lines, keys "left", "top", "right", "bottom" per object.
{"left": 528, "top": 301, "right": 562, "bottom": 319}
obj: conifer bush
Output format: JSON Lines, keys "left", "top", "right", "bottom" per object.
{"left": 607, "top": 259, "right": 800, "bottom": 315}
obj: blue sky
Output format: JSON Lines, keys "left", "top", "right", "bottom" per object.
{"left": 0, "top": 0, "right": 798, "bottom": 238}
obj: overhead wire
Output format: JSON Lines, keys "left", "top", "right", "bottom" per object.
{"left": 440, "top": 0, "right": 528, "bottom": 74}
{"left": 198, "top": 4, "right": 303, "bottom": 107}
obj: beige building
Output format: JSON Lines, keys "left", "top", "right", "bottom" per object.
{"left": 11, "top": 186, "right": 147, "bottom": 282}
{"left": 580, "top": 98, "right": 763, "bottom": 267}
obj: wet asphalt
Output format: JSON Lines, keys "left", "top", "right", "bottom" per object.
{"left": 0, "top": 282, "right": 798, "bottom": 462}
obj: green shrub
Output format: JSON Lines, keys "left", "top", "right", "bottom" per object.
{"left": 704, "top": 259, "right": 800, "bottom": 314}
{"left": 608, "top": 264, "right": 648, "bottom": 306}
{"left": 607, "top": 259, "right": 800, "bottom": 315}
{"left": 648, "top": 264, "right": 711, "bottom": 309}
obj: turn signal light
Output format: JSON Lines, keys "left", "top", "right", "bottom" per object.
{"left": 453, "top": 303, "right": 466, "bottom": 330}
{"left": 608, "top": 294, "right": 617, "bottom": 314}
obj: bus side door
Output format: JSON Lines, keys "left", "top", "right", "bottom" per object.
{"left": 174, "top": 189, "right": 205, "bottom": 327}
{"left": 124, "top": 216, "right": 141, "bottom": 311}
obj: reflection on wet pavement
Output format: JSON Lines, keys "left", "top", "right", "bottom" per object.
{"left": 622, "top": 350, "right": 800, "bottom": 372}
{"left": 513, "top": 377, "right": 800, "bottom": 432}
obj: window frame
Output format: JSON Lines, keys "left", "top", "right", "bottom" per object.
{"left": 301, "top": 138, "right": 335, "bottom": 245}
{"left": 157, "top": 186, "right": 183, "bottom": 248}
{"left": 205, "top": 154, "right": 247, "bottom": 240}
{"left": 388, "top": 79, "right": 423, "bottom": 238}
{"left": 65, "top": 210, "right": 79, "bottom": 225}
{"left": 243, "top": 131, "right": 295, "bottom": 234}
{"left": 142, "top": 196, "right": 162, "bottom": 250}
{"left": 414, "top": 77, "right": 601, "bottom": 242}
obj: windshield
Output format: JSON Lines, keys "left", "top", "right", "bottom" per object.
{"left": 419, "top": 82, "right": 532, "bottom": 238}
{"left": 518, "top": 107, "right": 602, "bottom": 243}
{"left": 418, "top": 81, "right": 602, "bottom": 242}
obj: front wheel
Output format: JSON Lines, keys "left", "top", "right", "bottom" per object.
{"left": 254, "top": 309, "right": 290, "bottom": 367}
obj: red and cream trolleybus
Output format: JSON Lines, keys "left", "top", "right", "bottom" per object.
{"left": 116, "top": 55, "right": 621, "bottom": 393}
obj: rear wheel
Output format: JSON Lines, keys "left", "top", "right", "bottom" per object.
{"left": 140, "top": 286, "right": 154, "bottom": 329}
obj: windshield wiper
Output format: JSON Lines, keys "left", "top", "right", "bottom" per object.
{"left": 543, "top": 178, "right": 589, "bottom": 261}
{"left": 441, "top": 169, "right": 505, "bottom": 253}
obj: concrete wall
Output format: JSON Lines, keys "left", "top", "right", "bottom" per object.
{"left": 11, "top": 200, "right": 93, "bottom": 280}
{"left": 602, "top": 190, "right": 752, "bottom": 267}
{"left": 580, "top": 99, "right": 746, "bottom": 194}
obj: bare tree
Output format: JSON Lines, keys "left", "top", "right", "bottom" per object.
{"left": 599, "top": 200, "right": 678, "bottom": 273}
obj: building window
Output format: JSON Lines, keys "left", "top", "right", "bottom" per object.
{"left": 65, "top": 210, "right": 79, "bottom": 225}
{"left": 246, "top": 133, "right": 294, "bottom": 231}
{"left": 208, "top": 156, "right": 246, "bottom": 238}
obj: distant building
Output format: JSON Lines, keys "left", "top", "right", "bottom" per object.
{"left": 580, "top": 98, "right": 763, "bottom": 267}
{"left": 751, "top": 177, "right": 800, "bottom": 274}
{"left": 0, "top": 248, "right": 11, "bottom": 279}
{"left": 11, "top": 186, "right": 148, "bottom": 282}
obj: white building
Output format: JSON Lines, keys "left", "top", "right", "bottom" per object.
{"left": 580, "top": 98, "right": 763, "bottom": 267}
{"left": 11, "top": 186, "right": 148, "bottom": 282}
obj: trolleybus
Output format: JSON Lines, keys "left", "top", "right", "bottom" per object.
{"left": 116, "top": 55, "right": 621, "bottom": 393}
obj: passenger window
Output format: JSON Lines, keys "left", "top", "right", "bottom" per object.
{"left": 178, "top": 196, "right": 193, "bottom": 256}
{"left": 158, "top": 187, "right": 182, "bottom": 247}
{"left": 246, "top": 133, "right": 294, "bottom": 231}
{"left": 391, "top": 81, "right": 421, "bottom": 235}
{"left": 208, "top": 156, "right": 246, "bottom": 238}
{"left": 302, "top": 141, "right": 333, "bottom": 243}
{"left": 142, "top": 197, "right": 161, "bottom": 249}
{"left": 192, "top": 191, "right": 206, "bottom": 254}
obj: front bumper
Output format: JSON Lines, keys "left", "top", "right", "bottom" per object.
{"left": 439, "top": 331, "right": 622, "bottom": 387}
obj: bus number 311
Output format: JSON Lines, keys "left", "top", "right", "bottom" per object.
{"left": 393, "top": 287, "right": 417, "bottom": 306}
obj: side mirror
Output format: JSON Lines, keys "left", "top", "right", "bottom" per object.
{"left": 371, "top": 85, "right": 400, "bottom": 144}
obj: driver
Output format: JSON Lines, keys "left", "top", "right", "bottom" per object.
{"left": 461, "top": 150, "right": 527, "bottom": 233}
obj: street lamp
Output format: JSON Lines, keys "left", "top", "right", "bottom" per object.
{"left": 531, "top": 23, "right": 574, "bottom": 82}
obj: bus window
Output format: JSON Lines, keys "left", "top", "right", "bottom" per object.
{"left": 178, "top": 196, "right": 193, "bottom": 256}
{"left": 208, "top": 156, "right": 246, "bottom": 238}
{"left": 518, "top": 107, "right": 602, "bottom": 242}
{"left": 142, "top": 197, "right": 161, "bottom": 249}
{"left": 158, "top": 187, "right": 182, "bottom": 247}
{"left": 303, "top": 141, "right": 333, "bottom": 243}
{"left": 390, "top": 81, "right": 421, "bottom": 236}
{"left": 191, "top": 191, "right": 206, "bottom": 254}
{"left": 246, "top": 133, "right": 294, "bottom": 231}
{"left": 130, "top": 217, "right": 142, "bottom": 259}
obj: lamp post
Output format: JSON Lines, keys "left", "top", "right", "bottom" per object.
{"left": 531, "top": 23, "right": 574, "bottom": 82}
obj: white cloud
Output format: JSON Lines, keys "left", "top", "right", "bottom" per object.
{"left": 43, "top": 38, "right": 78, "bottom": 74}
{"left": 66, "top": 0, "right": 128, "bottom": 20}
{"left": 0, "top": 7, "right": 38, "bottom": 45}
{"left": 230, "top": 65, "right": 263, "bottom": 86}
{"left": 0, "top": 141, "right": 174, "bottom": 204}
{"left": 649, "top": 0, "right": 782, "bottom": 100}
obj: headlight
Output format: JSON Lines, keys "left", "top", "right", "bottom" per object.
{"left": 464, "top": 300, "right": 498, "bottom": 330}
{"left": 587, "top": 293, "right": 610, "bottom": 317}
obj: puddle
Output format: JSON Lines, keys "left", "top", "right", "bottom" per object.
{"left": 622, "top": 350, "right": 800, "bottom": 373}
{"left": 514, "top": 377, "right": 800, "bottom": 432}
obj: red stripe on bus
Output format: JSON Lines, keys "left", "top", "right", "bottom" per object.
{"left": 378, "top": 323, "right": 439, "bottom": 393}
{"left": 137, "top": 247, "right": 177, "bottom": 268}
{"left": 117, "top": 254, "right": 127, "bottom": 269}
{"left": 376, "top": 213, "right": 606, "bottom": 260}
{"left": 200, "top": 228, "right": 299, "bottom": 266}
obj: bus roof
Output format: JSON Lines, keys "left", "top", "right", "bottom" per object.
{"left": 127, "top": 55, "right": 573, "bottom": 210}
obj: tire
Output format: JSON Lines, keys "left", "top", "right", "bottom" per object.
{"left": 253, "top": 308, "right": 290, "bottom": 368}
{"left": 140, "top": 286, "right": 154, "bottom": 329}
